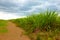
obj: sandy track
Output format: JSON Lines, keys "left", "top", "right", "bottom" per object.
{"left": 0, "top": 22, "right": 30, "bottom": 40}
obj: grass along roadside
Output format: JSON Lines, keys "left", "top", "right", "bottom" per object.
{"left": 11, "top": 11, "right": 60, "bottom": 40}
{"left": 11, "top": 11, "right": 60, "bottom": 33}
{"left": 0, "top": 20, "right": 8, "bottom": 33}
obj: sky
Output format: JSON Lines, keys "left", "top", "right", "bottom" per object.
{"left": 0, "top": 0, "right": 60, "bottom": 20}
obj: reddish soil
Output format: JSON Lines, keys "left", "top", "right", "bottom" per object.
{"left": 0, "top": 22, "right": 30, "bottom": 40}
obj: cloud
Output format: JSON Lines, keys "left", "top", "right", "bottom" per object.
{"left": 0, "top": 11, "right": 26, "bottom": 20}
{"left": 0, "top": 0, "right": 60, "bottom": 17}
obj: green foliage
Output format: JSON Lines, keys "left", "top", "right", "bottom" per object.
{"left": 12, "top": 11, "right": 60, "bottom": 34}
{"left": 0, "top": 20, "right": 8, "bottom": 33}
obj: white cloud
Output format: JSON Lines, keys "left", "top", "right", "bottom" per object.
{"left": 23, "top": 1, "right": 52, "bottom": 12}
{"left": 0, "top": 0, "right": 60, "bottom": 17}
{"left": 0, "top": 11, "right": 26, "bottom": 20}
{"left": 12, "top": 0, "right": 28, "bottom": 6}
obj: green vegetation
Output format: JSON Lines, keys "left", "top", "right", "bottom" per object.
{"left": 0, "top": 20, "right": 8, "bottom": 33}
{"left": 11, "top": 11, "right": 60, "bottom": 40}
{"left": 12, "top": 11, "right": 60, "bottom": 33}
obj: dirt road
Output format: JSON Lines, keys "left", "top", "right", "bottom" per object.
{"left": 0, "top": 22, "right": 30, "bottom": 40}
